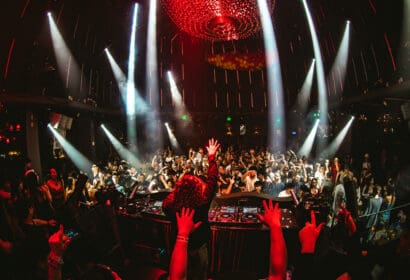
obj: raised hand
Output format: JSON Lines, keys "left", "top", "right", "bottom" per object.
{"left": 48, "top": 225, "right": 70, "bottom": 257}
{"left": 338, "top": 205, "right": 357, "bottom": 236}
{"left": 206, "top": 138, "right": 220, "bottom": 157}
{"left": 257, "top": 200, "right": 282, "bottom": 229}
{"left": 176, "top": 208, "right": 202, "bottom": 238}
{"left": 299, "top": 210, "right": 324, "bottom": 254}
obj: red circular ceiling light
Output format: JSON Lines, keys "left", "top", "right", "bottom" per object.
{"left": 161, "top": 0, "right": 276, "bottom": 41}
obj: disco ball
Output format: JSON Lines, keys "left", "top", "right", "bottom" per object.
{"left": 161, "top": 0, "right": 276, "bottom": 41}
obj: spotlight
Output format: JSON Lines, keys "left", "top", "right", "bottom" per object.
{"left": 328, "top": 20, "right": 351, "bottom": 97}
{"left": 167, "top": 70, "right": 190, "bottom": 123}
{"left": 294, "top": 59, "right": 315, "bottom": 115}
{"left": 48, "top": 124, "right": 93, "bottom": 173}
{"left": 101, "top": 124, "right": 140, "bottom": 167}
{"left": 48, "top": 11, "right": 81, "bottom": 95}
{"left": 144, "top": 0, "right": 162, "bottom": 152}
{"left": 298, "top": 119, "right": 320, "bottom": 157}
{"left": 302, "top": 0, "right": 328, "bottom": 152}
{"left": 164, "top": 122, "right": 180, "bottom": 150}
{"left": 257, "top": 0, "right": 285, "bottom": 152}
{"left": 125, "top": 3, "right": 139, "bottom": 152}
{"left": 321, "top": 117, "right": 355, "bottom": 157}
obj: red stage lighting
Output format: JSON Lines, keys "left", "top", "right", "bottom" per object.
{"left": 161, "top": 0, "right": 276, "bottom": 41}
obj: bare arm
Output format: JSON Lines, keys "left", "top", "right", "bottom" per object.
{"left": 241, "top": 171, "right": 251, "bottom": 182}
{"left": 203, "top": 139, "right": 220, "bottom": 202}
{"left": 151, "top": 155, "right": 157, "bottom": 168}
{"left": 257, "top": 200, "right": 287, "bottom": 280}
{"left": 25, "top": 206, "right": 56, "bottom": 227}
{"left": 221, "top": 177, "right": 234, "bottom": 195}
{"left": 169, "top": 208, "right": 201, "bottom": 280}
{"left": 48, "top": 225, "right": 70, "bottom": 280}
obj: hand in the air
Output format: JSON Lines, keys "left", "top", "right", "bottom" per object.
{"left": 206, "top": 138, "right": 220, "bottom": 157}
{"left": 176, "top": 208, "right": 202, "bottom": 237}
{"left": 257, "top": 200, "right": 282, "bottom": 229}
{"left": 48, "top": 225, "right": 70, "bottom": 257}
{"left": 299, "top": 210, "right": 324, "bottom": 254}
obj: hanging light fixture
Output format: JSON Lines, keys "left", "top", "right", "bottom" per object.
{"left": 161, "top": 0, "right": 276, "bottom": 41}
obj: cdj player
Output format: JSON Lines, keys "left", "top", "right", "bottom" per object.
{"left": 208, "top": 205, "right": 297, "bottom": 228}
{"left": 142, "top": 200, "right": 164, "bottom": 215}
{"left": 240, "top": 207, "right": 259, "bottom": 223}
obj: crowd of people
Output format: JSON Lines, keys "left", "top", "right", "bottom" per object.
{"left": 1, "top": 138, "right": 409, "bottom": 279}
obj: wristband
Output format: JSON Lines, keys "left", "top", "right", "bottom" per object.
{"left": 176, "top": 235, "right": 189, "bottom": 243}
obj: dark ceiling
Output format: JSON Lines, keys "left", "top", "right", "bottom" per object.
{"left": 0, "top": 0, "right": 408, "bottom": 116}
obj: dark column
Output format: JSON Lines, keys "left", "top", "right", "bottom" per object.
{"left": 26, "top": 111, "right": 42, "bottom": 178}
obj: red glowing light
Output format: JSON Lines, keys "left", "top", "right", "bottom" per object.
{"left": 6, "top": 138, "right": 10, "bottom": 144}
{"left": 16, "top": 124, "right": 21, "bottom": 131}
{"left": 162, "top": 0, "right": 276, "bottom": 41}
{"left": 9, "top": 125, "right": 14, "bottom": 131}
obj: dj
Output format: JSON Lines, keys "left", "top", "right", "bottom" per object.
{"left": 162, "top": 138, "right": 220, "bottom": 280}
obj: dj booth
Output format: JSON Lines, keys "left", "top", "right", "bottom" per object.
{"left": 116, "top": 191, "right": 300, "bottom": 277}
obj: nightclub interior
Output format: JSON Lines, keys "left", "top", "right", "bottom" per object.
{"left": 0, "top": 0, "right": 409, "bottom": 279}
